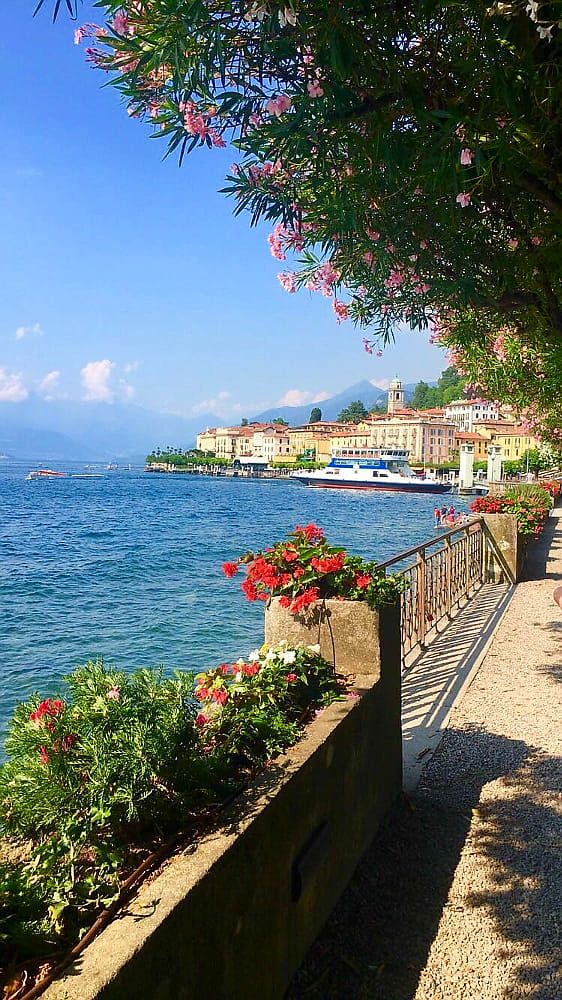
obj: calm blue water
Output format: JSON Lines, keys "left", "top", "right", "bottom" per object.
{"left": 0, "top": 463, "right": 457, "bottom": 738}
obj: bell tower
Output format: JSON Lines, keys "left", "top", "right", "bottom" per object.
{"left": 387, "top": 376, "right": 404, "bottom": 414}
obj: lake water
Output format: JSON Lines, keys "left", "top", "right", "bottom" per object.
{"left": 0, "top": 463, "right": 458, "bottom": 738}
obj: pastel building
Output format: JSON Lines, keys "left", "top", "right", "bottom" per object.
{"left": 332, "top": 416, "right": 456, "bottom": 465}
{"left": 445, "top": 399, "right": 501, "bottom": 431}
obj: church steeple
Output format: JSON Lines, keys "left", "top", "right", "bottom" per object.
{"left": 387, "top": 376, "right": 404, "bottom": 414}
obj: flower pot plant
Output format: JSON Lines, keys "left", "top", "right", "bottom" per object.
{"left": 223, "top": 524, "right": 406, "bottom": 673}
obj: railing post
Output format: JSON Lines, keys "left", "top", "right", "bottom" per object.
{"left": 464, "top": 528, "right": 470, "bottom": 596}
{"left": 417, "top": 548, "right": 426, "bottom": 648}
{"left": 445, "top": 536, "right": 452, "bottom": 618}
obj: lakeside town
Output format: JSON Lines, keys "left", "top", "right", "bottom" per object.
{"left": 147, "top": 377, "right": 544, "bottom": 476}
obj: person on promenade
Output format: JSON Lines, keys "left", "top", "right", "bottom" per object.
{"left": 434, "top": 506, "right": 442, "bottom": 526}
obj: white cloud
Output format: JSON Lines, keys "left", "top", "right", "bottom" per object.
{"left": 38, "top": 370, "right": 61, "bottom": 400}
{"left": 192, "top": 391, "right": 231, "bottom": 417}
{"left": 0, "top": 368, "right": 28, "bottom": 402}
{"left": 15, "top": 322, "right": 42, "bottom": 341}
{"left": 119, "top": 379, "right": 135, "bottom": 401}
{"left": 81, "top": 359, "right": 115, "bottom": 402}
{"left": 277, "top": 389, "right": 329, "bottom": 407}
{"left": 123, "top": 360, "right": 140, "bottom": 374}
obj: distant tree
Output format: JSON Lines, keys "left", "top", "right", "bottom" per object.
{"left": 410, "top": 381, "right": 430, "bottom": 410}
{"left": 309, "top": 407, "right": 322, "bottom": 423}
{"left": 272, "top": 417, "right": 289, "bottom": 426}
{"left": 409, "top": 367, "right": 466, "bottom": 410}
{"left": 337, "top": 400, "right": 368, "bottom": 424}
{"left": 368, "top": 403, "right": 386, "bottom": 415}
{"left": 241, "top": 418, "right": 249, "bottom": 426}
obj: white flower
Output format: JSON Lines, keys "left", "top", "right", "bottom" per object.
{"left": 537, "top": 24, "right": 553, "bottom": 40}
{"left": 234, "top": 671, "right": 242, "bottom": 683}
{"left": 282, "top": 650, "right": 297, "bottom": 665}
{"left": 244, "top": 3, "right": 268, "bottom": 22}
{"left": 248, "top": 648, "right": 260, "bottom": 663}
{"left": 236, "top": 657, "right": 245, "bottom": 666}
{"left": 307, "top": 643, "right": 321, "bottom": 654}
{"left": 525, "top": 1, "right": 539, "bottom": 21}
{"left": 278, "top": 6, "right": 297, "bottom": 27}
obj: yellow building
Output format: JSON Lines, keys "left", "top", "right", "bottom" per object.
{"left": 454, "top": 431, "right": 489, "bottom": 462}
{"left": 491, "top": 426, "right": 540, "bottom": 461}
{"left": 196, "top": 428, "right": 217, "bottom": 453}
{"left": 288, "top": 424, "right": 348, "bottom": 462}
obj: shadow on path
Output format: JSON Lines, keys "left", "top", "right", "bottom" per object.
{"left": 521, "top": 513, "right": 560, "bottom": 582}
{"left": 287, "top": 728, "right": 561, "bottom": 1000}
{"left": 401, "top": 584, "right": 511, "bottom": 790}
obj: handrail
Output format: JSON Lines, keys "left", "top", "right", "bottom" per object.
{"left": 377, "top": 516, "right": 482, "bottom": 571}
{"left": 379, "top": 516, "right": 485, "bottom": 668}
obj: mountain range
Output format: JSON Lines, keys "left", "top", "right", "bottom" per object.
{"left": 0, "top": 380, "right": 419, "bottom": 461}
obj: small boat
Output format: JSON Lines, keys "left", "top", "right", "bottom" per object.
{"left": 291, "top": 448, "right": 452, "bottom": 494}
{"left": 25, "top": 469, "right": 67, "bottom": 481}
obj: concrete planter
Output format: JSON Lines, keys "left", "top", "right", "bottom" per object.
{"left": 481, "top": 512, "right": 526, "bottom": 583}
{"left": 265, "top": 596, "right": 394, "bottom": 676}
{"left": 45, "top": 602, "right": 402, "bottom": 1000}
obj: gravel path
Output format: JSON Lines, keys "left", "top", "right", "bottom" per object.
{"left": 288, "top": 511, "right": 562, "bottom": 1000}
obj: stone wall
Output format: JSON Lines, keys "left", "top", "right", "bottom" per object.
{"left": 481, "top": 512, "right": 524, "bottom": 583}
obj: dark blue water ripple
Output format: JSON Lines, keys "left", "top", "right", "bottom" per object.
{"left": 0, "top": 463, "right": 458, "bottom": 738}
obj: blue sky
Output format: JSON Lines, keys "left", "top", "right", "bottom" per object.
{"left": 0, "top": 3, "right": 447, "bottom": 419}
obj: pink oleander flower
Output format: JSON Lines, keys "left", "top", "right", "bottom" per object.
{"left": 112, "top": 11, "right": 130, "bottom": 36}
{"left": 508, "top": 238, "right": 518, "bottom": 250}
{"left": 460, "top": 148, "right": 473, "bottom": 165}
{"left": 456, "top": 192, "right": 471, "bottom": 207}
{"left": 420, "top": 240, "right": 429, "bottom": 250}
{"left": 266, "top": 94, "right": 292, "bottom": 117}
{"left": 414, "top": 185, "right": 423, "bottom": 195}
{"left": 531, "top": 236, "right": 542, "bottom": 246}
{"left": 107, "top": 686, "right": 120, "bottom": 700}
{"left": 278, "top": 271, "right": 296, "bottom": 293}
{"left": 286, "top": 673, "right": 297, "bottom": 683}
{"left": 307, "top": 80, "right": 324, "bottom": 98}
{"left": 332, "top": 299, "right": 349, "bottom": 323}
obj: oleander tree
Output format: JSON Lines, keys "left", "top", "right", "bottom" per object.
{"left": 39, "top": 1, "right": 562, "bottom": 445}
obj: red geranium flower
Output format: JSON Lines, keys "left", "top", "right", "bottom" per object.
{"left": 222, "top": 561, "right": 238, "bottom": 578}
{"left": 38, "top": 745, "right": 49, "bottom": 765}
{"left": 286, "top": 673, "right": 297, "bottom": 683}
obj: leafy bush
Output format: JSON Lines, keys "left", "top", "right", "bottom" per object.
{"left": 222, "top": 523, "right": 406, "bottom": 614}
{"left": 470, "top": 488, "right": 551, "bottom": 538}
{"left": 0, "top": 648, "right": 340, "bottom": 967}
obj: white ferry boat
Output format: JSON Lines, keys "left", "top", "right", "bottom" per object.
{"left": 291, "top": 448, "right": 452, "bottom": 494}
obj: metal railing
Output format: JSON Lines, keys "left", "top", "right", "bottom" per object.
{"left": 378, "top": 517, "right": 484, "bottom": 667}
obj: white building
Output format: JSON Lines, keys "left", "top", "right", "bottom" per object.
{"left": 252, "top": 425, "right": 291, "bottom": 462}
{"left": 445, "top": 399, "right": 501, "bottom": 432}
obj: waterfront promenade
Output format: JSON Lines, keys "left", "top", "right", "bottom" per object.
{"left": 289, "top": 510, "right": 561, "bottom": 999}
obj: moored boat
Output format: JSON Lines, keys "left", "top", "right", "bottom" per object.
{"left": 291, "top": 448, "right": 452, "bottom": 494}
{"left": 25, "top": 469, "right": 67, "bottom": 481}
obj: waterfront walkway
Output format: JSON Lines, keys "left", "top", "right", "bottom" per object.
{"left": 289, "top": 510, "right": 561, "bottom": 1000}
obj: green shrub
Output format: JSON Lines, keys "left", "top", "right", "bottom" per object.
{"left": 0, "top": 648, "right": 340, "bottom": 963}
